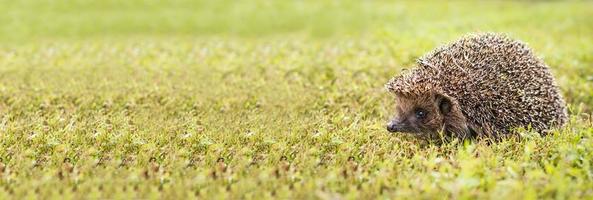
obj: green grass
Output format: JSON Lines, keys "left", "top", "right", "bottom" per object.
{"left": 0, "top": 0, "right": 592, "bottom": 199}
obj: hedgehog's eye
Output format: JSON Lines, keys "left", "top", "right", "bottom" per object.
{"left": 415, "top": 109, "right": 427, "bottom": 119}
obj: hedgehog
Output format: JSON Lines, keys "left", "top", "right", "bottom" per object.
{"left": 385, "top": 33, "right": 567, "bottom": 139}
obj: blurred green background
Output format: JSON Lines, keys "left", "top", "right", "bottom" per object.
{"left": 1, "top": 0, "right": 592, "bottom": 41}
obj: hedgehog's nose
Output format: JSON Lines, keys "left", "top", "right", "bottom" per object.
{"left": 386, "top": 121, "right": 402, "bottom": 133}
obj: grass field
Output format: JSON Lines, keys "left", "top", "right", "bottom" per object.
{"left": 0, "top": 0, "right": 592, "bottom": 199}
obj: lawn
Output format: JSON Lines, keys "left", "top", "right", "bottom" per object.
{"left": 0, "top": 0, "right": 592, "bottom": 199}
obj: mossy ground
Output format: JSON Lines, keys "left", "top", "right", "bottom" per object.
{"left": 0, "top": 0, "right": 592, "bottom": 199}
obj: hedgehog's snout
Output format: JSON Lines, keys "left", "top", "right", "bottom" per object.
{"left": 386, "top": 120, "right": 405, "bottom": 133}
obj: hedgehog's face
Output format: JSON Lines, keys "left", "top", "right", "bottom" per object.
{"left": 386, "top": 92, "right": 453, "bottom": 135}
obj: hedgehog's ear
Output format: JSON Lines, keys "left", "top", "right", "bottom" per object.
{"left": 435, "top": 93, "right": 452, "bottom": 114}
